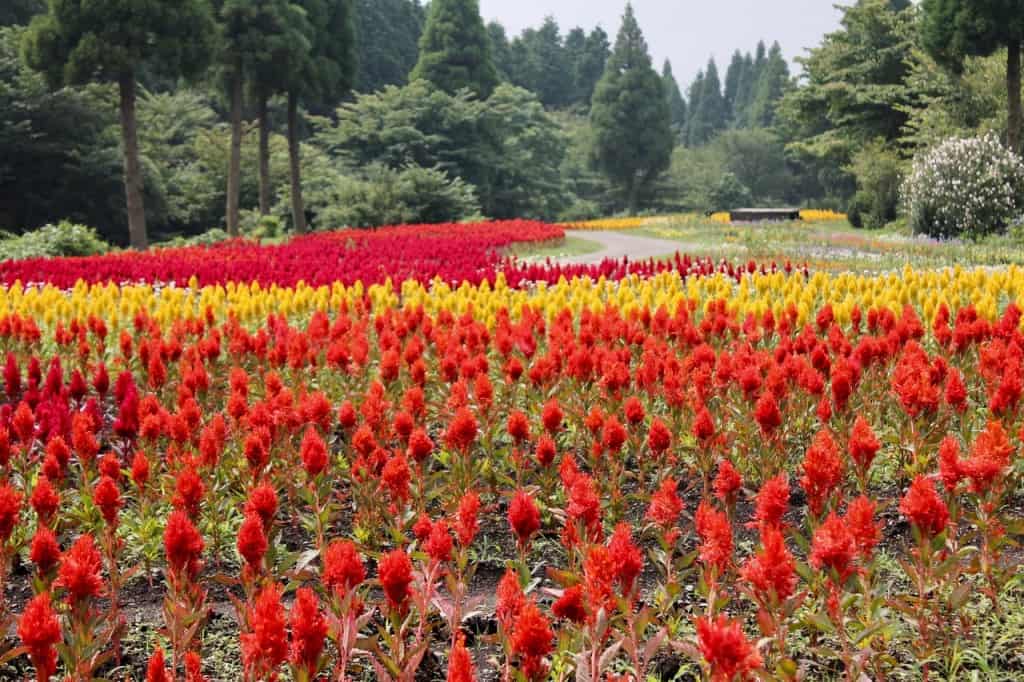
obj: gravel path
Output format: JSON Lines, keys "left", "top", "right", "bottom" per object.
{"left": 558, "top": 230, "right": 689, "bottom": 264}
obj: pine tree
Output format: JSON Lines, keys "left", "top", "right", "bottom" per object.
{"left": 487, "top": 21, "right": 513, "bottom": 81}
{"left": 723, "top": 50, "right": 745, "bottom": 121}
{"left": 732, "top": 52, "right": 755, "bottom": 126}
{"left": 354, "top": 0, "right": 424, "bottom": 93}
{"left": 748, "top": 41, "right": 790, "bottom": 127}
{"left": 524, "top": 16, "right": 573, "bottom": 108}
{"left": 411, "top": 0, "right": 498, "bottom": 97}
{"left": 575, "top": 26, "right": 610, "bottom": 108}
{"left": 0, "top": 0, "right": 42, "bottom": 27}
{"left": 662, "top": 59, "right": 687, "bottom": 138}
{"left": 687, "top": 58, "right": 727, "bottom": 146}
{"left": 685, "top": 69, "right": 705, "bottom": 145}
{"left": 590, "top": 3, "right": 672, "bottom": 213}
{"left": 23, "top": 0, "right": 216, "bottom": 249}
{"left": 922, "top": 0, "right": 1024, "bottom": 151}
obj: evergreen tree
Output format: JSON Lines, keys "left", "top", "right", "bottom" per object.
{"left": 590, "top": 3, "right": 672, "bottom": 213}
{"left": 23, "top": 0, "right": 216, "bottom": 249}
{"left": 487, "top": 21, "right": 513, "bottom": 81}
{"left": 922, "top": 0, "right": 1024, "bottom": 151}
{"left": 723, "top": 50, "right": 745, "bottom": 120}
{"left": 564, "top": 26, "right": 587, "bottom": 104}
{"left": 523, "top": 16, "right": 573, "bottom": 108}
{"left": 354, "top": 0, "right": 424, "bottom": 93}
{"left": 662, "top": 59, "right": 687, "bottom": 137}
{"left": 688, "top": 58, "right": 727, "bottom": 146}
{"left": 1, "top": 0, "right": 42, "bottom": 27}
{"left": 411, "top": 0, "right": 498, "bottom": 97}
{"left": 685, "top": 69, "right": 705, "bottom": 145}
{"left": 732, "top": 52, "right": 755, "bottom": 126}
{"left": 575, "top": 26, "right": 610, "bottom": 108}
{"left": 748, "top": 41, "right": 790, "bottom": 127}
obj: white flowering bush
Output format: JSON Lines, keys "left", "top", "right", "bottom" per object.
{"left": 903, "top": 133, "right": 1024, "bottom": 239}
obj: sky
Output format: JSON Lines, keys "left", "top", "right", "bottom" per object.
{"left": 478, "top": 0, "right": 843, "bottom": 89}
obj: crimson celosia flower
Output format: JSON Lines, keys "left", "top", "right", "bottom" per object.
{"left": 19, "top": 592, "right": 61, "bottom": 682}
{"left": 753, "top": 474, "right": 789, "bottom": 530}
{"left": 30, "top": 477, "right": 58, "bottom": 526}
{"left": 381, "top": 452, "right": 411, "bottom": 503}
{"left": 99, "top": 451, "right": 121, "bottom": 481}
{"left": 900, "top": 475, "right": 949, "bottom": 538}
{"left": 244, "top": 483, "right": 278, "bottom": 526}
{"left": 962, "top": 420, "right": 1014, "bottom": 494}
{"left": 242, "top": 583, "right": 288, "bottom": 678}
{"left": 456, "top": 491, "right": 480, "bottom": 547}
{"left": 30, "top": 525, "right": 61, "bottom": 574}
{"left": 848, "top": 416, "right": 880, "bottom": 474}
{"left": 131, "top": 450, "right": 150, "bottom": 489}
{"left": 299, "top": 426, "right": 328, "bottom": 478}
{"left": 510, "top": 599, "right": 553, "bottom": 681}
{"left": 173, "top": 465, "right": 205, "bottom": 518}
{"left": 378, "top": 549, "right": 413, "bottom": 612}
{"left": 506, "top": 411, "right": 530, "bottom": 443}
{"left": 322, "top": 540, "right": 365, "bottom": 594}
{"left": 945, "top": 369, "right": 968, "bottom": 411}
{"left": 800, "top": 429, "right": 843, "bottom": 516}
{"left": 534, "top": 433, "right": 557, "bottom": 468}
{"left": 425, "top": 519, "right": 454, "bottom": 564}
{"left": 407, "top": 427, "right": 434, "bottom": 462}
{"left": 647, "top": 417, "right": 672, "bottom": 455}
{"left": 184, "top": 651, "right": 206, "bottom": 682}
{"left": 693, "top": 406, "right": 716, "bottom": 442}
{"left": 551, "top": 585, "right": 587, "bottom": 623}
{"left": 713, "top": 460, "right": 743, "bottom": 503}
{"left": 289, "top": 587, "right": 327, "bottom": 673}
{"left": 146, "top": 647, "right": 171, "bottom": 682}
{"left": 413, "top": 513, "right": 432, "bottom": 542}
{"left": 237, "top": 513, "right": 268, "bottom": 571}
{"left": 740, "top": 525, "right": 796, "bottom": 602}
{"left": 566, "top": 475, "right": 601, "bottom": 539}
{"left": 583, "top": 544, "right": 616, "bottom": 613}
{"left": 447, "top": 633, "right": 477, "bottom": 682}
{"left": 541, "top": 398, "right": 563, "bottom": 434}
{"left": 496, "top": 569, "right": 526, "bottom": 631}
{"left": 845, "top": 496, "right": 881, "bottom": 559}
{"left": 646, "top": 477, "right": 684, "bottom": 529}
{"left": 938, "top": 436, "right": 965, "bottom": 492}
{"left": 624, "top": 396, "right": 645, "bottom": 424}
{"left": 55, "top": 534, "right": 104, "bottom": 604}
{"left": 608, "top": 522, "right": 643, "bottom": 594}
{"left": 509, "top": 489, "right": 541, "bottom": 549}
{"left": 696, "top": 614, "right": 763, "bottom": 682}
{"left": 809, "top": 512, "right": 856, "bottom": 580}
{"left": 94, "top": 475, "right": 122, "bottom": 526}
{"left": 753, "top": 392, "right": 781, "bottom": 435}
{"left": 164, "top": 510, "right": 204, "bottom": 579}
{"left": 601, "top": 415, "right": 627, "bottom": 454}
{"left": 445, "top": 407, "right": 478, "bottom": 453}
{"left": 695, "top": 501, "right": 733, "bottom": 576}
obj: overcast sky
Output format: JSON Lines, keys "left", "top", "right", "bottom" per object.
{"left": 478, "top": 0, "right": 843, "bottom": 89}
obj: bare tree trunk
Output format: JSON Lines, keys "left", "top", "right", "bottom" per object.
{"left": 1008, "top": 39, "right": 1021, "bottom": 153}
{"left": 258, "top": 92, "right": 271, "bottom": 216}
{"left": 226, "top": 63, "right": 243, "bottom": 236}
{"left": 118, "top": 73, "right": 147, "bottom": 250}
{"left": 287, "top": 90, "right": 307, "bottom": 234}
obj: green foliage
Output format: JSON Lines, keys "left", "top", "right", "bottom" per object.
{"left": 589, "top": 3, "right": 673, "bottom": 213}
{"left": 662, "top": 59, "right": 687, "bottom": 138}
{"left": 747, "top": 41, "right": 790, "bottom": 127}
{"left": 712, "top": 128, "right": 790, "bottom": 203}
{"left": 921, "top": 0, "right": 1024, "bottom": 70}
{"left": 0, "top": 0, "right": 42, "bottom": 27}
{"left": 709, "top": 172, "right": 753, "bottom": 210}
{"left": 0, "top": 220, "right": 109, "bottom": 261}
{"left": 411, "top": 0, "right": 498, "bottom": 98}
{"left": 847, "top": 139, "right": 904, "bottom": 229}
{"left": 353, "top": 0, "right": 423, "bottom": 93}
{"left": 686, "top": 58, "right": 727, "bottom": 146}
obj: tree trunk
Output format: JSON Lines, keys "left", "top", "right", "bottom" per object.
{"left": 258, "top": 92, "right": 271, "bottom": 216}
{"left": 118, "top": 73, "right": 148, "bottom": 250}
{"left": 1008, "top": 39, "right": 1022, "bottom": 153}
{"left": 226, "top": 64, "right": 243, "bottom": 236}
{"left": 287, "top": 91, "right": 307, "bottom": 234}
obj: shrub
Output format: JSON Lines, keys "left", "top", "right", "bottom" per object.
{"left": 709, "top": 172, "right": 753, "bottom": 211}
{"left": 0, "top": 221, "right": 110, "bottom": 261}
{"left": 848, "top": 140, "right": 903, "bottom": 229}
{"left": 903, "top": 133, "right": 1024, "bottom": 239}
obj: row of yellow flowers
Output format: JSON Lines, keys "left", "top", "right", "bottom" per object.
{"left": 0, "top": 264, "right": 1015, "bottom": 334}
{"left": 562, "top": 210, "right": 848, "bottom": 231}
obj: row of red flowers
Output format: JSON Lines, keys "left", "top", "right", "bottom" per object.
{"left": 0, "top": 296, "right": 1018, "bottom": 680}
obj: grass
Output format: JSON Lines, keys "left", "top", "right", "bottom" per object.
{"left": 508, "top": 235, "right": 604, "bottom": 260}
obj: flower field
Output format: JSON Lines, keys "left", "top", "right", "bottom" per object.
{"left": 0, "top": 219, "right": 1022, "bottom": 681}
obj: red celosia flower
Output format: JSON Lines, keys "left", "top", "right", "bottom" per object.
{"left": 848, "top": 416, "right": 880, "bottom": 475}
{"left": 184, "top": 651, "right": 206, "bottom": 682}
{"left": 740, "top": 525, "right": 796, "bottom": 602}
{"left": 713, "top": 460, "right": 743, "bottom": 504}
{"left": 624, "top": 396, "right": 645, "bottom": 425}
{"left": 845, "top": 496, "right": 881, "bottom": 559}
{"left": 425, "top": 519, "right": 454, "bottom": 564}
{"left": 407, "top": 427, "right": 434, "bottom": 462}
{"left": 507, "top": 411, "right": 530, "bottom": 443}
{"left": 173, "top": 465, "right": 205, "bottom": 518}
{"left": 146, "top": 647, "right": 171, "bottom": 682}
{"left": 809, "top": 512, "right": 856, "bottom": 580}
{"left": 381, "top": 453, "right": 411, "bottom": 503}
{"left": 800, "top": 429, "right": 843, "bottom": 516}
{"left": 242, "top": 583, "right": 288, "bottom": 678}
{"left": 93, "top": 475, "right": 122, "bottom": 526}
{"left": 601, "top": 415, "right": 627, "bottom": 454}
{"left": 962, "top": 420, "right": 1014, "bottom": 494}
{"left": 131, "top": 450, "right": 150, "bottom": 489}
{"left": 299, "top": 426, "right": 328, "bottom": 478}
{"left": 566, "top": 475, "right": 601, "bottom": 539}
{"left": 99, "top": 451, "right": 121, "bottom": 481}
{"left": 456, "top": 491, "right": 480, "bottom": 547}
{"left": 752, "top": 473, "right": 789, "bottom": 530}
{"left": 892, "top": 341, "right": 940, "bottom": 417}
{"left": 12, "top": 401, "right": 34, "bottom": 443}
{"left": 30, "top": 477, "right": 58, "bottom": 526}
{"left": 19, "top": 592, "right": 61, "bottom": 682}
{"left": 552, "top": 584, "right": 587, "bottom": 623}
{"left": 647, "top": 417, "right": 672, "bottom": 455}
{"left": 289, "top": 587, "right": 327, "bottom": 673}
{"left": 900, "top": 475, "right": 949, "bottom": 538}
{"left": 509, "top": 489, "right": 541, "bottom": 549}
{"left": 30, "top": 525, "right": 61, "bottom": 574}
{"left": 945, "top": 369, "right": 968, "bottom": 411}
{"left": 584, "top": 406, "right": 604, "bottom": 435}
{"left": 753, "top": 392, "right": 781, "bottom": 435}
{"left": 608, "top": 522, "right": 643, "bottom": 594}
{"left": 695, "top": 501, "right": 733, "bottom": 576}
{"left": 447, "top": 633, "right": 477, "bottom": 682}
{"left": 693, "top": 406, "right": 716, "bottom": 442}
{"left": 496, "top": 569, "right": 526, "bottom": 631}
{"left": 243, "top": 430, "right": 269, "bottom": 476}
{"left": 378, "top": 549, "right": 413, "bottom": 612}
{"left": 55, "top": 534, "right": 104, "bottom": 604}
{"left": 237, "top": 513, "right": 268, "bottom": 570}
{"left": 646, "top": 477, "right": 684, "bottom": 529}
{"left": 510, "top": 599, "right": 553, "bottom": 681}
{"left": 541, "top": 398, "right": 564, "bottom": 434}
{"left": 244, "top": 483, "right": 278, "bottom": 526}
{"left": 71, "top": 412, "right": 99, "bottom": 464}
{"left": 583, "top": 543, "right": 616, "bottom": 613}
{"left": 413, "top": 513, "right": 433, "bottom": 542}
{"left": 445, "top": 407, "right": 478, "bottom": 453}
{"left": 938, "top": 436, "right": 965, "bottom": 492}
{"left": 696, "top": 614, "right": 763, "bottom": 682}
{"left": 534, "top": 433, "right": 557, "bottom": 468}
{"left": 164, "top": 510, "right": 204, "bottom": 579}
{"left": 322, "top": 540, "right": 365, "bottom": 594}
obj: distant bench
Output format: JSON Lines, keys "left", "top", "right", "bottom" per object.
{"left": 729, "top": 208, "right": 801, "bottom": 222}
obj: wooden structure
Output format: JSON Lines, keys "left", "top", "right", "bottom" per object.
{"left": 729, "top": 208, "right": 801, "bottom": 222}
